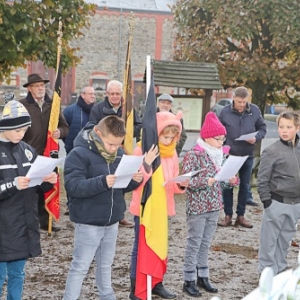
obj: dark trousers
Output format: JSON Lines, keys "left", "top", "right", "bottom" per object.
{"left": 223, "top": 156, "right": 253, "bottom": 216}
{"left": 38, "top": 190, "right": 49, "bottom": 228}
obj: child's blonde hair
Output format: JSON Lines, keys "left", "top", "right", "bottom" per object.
{"left": 277, "top": 111, "right": 300, "bottom": 127}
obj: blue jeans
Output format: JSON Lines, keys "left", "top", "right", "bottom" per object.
{"left": 0, "top": 259, "right": 26, "bottom": 300}
{"left": 63, "top": 223, "right": 119, "bottom": 300}
{"left": 223, "top": 156, "right": 253, "bottom": 216}
{"left": 130, "top": 216, "right": 140, "bottom": 279}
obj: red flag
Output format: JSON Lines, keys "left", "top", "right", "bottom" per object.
{"left": 43, "top": 65, "right": 61, "bottom": 221}
{"left": 135, "top": 75, "right": 168, "bottom": 299}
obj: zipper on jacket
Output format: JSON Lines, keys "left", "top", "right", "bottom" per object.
{"left": 105, "top": 162, "right": 114, "bottom": 226}
{"left": 293, "top": 147, "right": 300, "bottom": 202}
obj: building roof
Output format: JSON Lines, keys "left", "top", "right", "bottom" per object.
{"left": 85, "top": 0, "right": 175, "bottom": 12}
{"left": 152, "top": 60, "right": 223, "bottom": 90}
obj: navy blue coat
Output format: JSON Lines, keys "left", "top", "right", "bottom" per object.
{"left": 64, "top": 125, "right": 141, "bottom": 226}
{"left": 63, "top": 100, "right": 91, "bottom": 154}
{"left": 219, "top": 102, "right": 266, "bottom": 157}
{"left": 89, "top": 97, "right": 142, "bottom": 140}
{"left": 0, "top": 141, "right": 53, "bottom": 261}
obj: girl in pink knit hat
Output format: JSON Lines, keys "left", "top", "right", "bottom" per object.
{"left": 129, "top": 111, "right": 189, "bottom": 300}
{"left": 182, "top": 112, "right": 239, "bottom": 297}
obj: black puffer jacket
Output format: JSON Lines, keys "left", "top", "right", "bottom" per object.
{"left": 0, "top": 141, "right": 53, "bottom": 262}
{"left": 89, "top": 97, "right": 142, "bottom": 141}
{"left": 64, "top": 124, "right": 141, "bottom": 226}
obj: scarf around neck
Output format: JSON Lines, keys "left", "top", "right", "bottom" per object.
{"left": 89, "top": 130, "right": 117, "bottom": 164}
{"left": 196, "top": 137, "right": 223, "bottom": 170}
{"left": 78, "top": 96, "right": 94, "bottom": 114}
{"left": 136, "top": 140, "right": 176, "bottom": 158}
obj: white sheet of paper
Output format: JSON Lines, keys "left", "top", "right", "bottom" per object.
{"left": 214, "top": 155, "right": 248, "bottom": 181}
{"left": 113, "top": 155, "right": 144, "bottom": 188}
{"left": 26, "top": 155, "right": 65, "bottom": 187}
{"left": 235, "top": 131, "right": 258, "bottom": 141}
{"left": 163, "top": 170, "right": 201, "bottom": 186}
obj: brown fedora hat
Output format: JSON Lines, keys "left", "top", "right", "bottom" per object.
{"left": 23, "top": 73, "right": 50, "bottom": 87}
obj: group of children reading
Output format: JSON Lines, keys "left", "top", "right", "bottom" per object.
{"left": 1, "top": 98, "right": 300, "bottom": 300}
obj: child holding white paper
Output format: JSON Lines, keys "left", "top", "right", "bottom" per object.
{"left": 181, "top": 112, "right": 238, "bottom": 297}
{"left": 63, "top": 116, "right": 143, "bottom": 300}
{"left": 0, "top": 100, "right": 57, "bottom": 300}
{"left": 129, "top": 111, "right": 188, "bottom": 300}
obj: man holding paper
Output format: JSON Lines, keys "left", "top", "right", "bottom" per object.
{"left": 63, "top": 116, "right": 142, "bottom": 300}
{"left": 218, "top": 87, "right": 266, "bottom": 228}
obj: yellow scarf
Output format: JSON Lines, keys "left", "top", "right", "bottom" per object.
{"left": 137, "top": 140, "right": 176, "bottom": 158}
{"left": 159, "top": 141, "right": 176, "bottom": 158}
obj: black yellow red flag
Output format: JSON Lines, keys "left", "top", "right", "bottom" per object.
{"left": 135, "top": 75, "right": 168, "bottom": 299}
{"left": 43, "top": 63, "right": 61, "bottom": 221}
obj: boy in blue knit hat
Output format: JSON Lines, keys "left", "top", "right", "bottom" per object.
{"left": 0, "top": 99, "right": 57, "bottom": 299}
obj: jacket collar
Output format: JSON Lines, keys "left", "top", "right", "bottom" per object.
{"left": 231, "top": 101, "right": 251, "bottom": 114}
{"left": 280, "top": 134, "right": 299, "bottom": 147}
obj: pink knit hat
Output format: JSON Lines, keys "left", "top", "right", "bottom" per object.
{"left": 156, "top": 111, "right": 182, "bottom": 139}
{"left": 200, "top": 112, "right": 226, "bottom": 139}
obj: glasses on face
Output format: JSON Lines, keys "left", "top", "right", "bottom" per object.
{"left": 213, "top": 137, "right": 226, "bottom": 143}
{"left": 30, "top": 83, "right": 45, "bottom": 89}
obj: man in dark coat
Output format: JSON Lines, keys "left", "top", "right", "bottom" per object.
{"left": 63, "top": 85, "right": 95, "bottom": 154}
{"left": 19, "top": 73, "right": 69, "bottom": 232}
{"left": 89, "top": 80, "right": 142, "bottom": 228}
{"left": 217, "top": 87, "right": 266, "bottom": 228}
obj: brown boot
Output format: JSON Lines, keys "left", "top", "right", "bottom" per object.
{"left": 217, "top": 215, "right": 232, "bottom": 227}
{"left": 235, "top": 216, "right": 253, "bottom": 228}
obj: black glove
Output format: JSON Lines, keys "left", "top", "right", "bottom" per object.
{"left": 263, "top": 200, "right": 272, "bottom": 209}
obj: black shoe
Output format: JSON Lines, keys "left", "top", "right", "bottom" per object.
{"left": 246, "top": 199, "right": 258, "bottom": 206}
{"left": 40, "top": 225, "right": 60, "bottom": 232}
{"left": 152, "top": 282, "right": 176, "bottom": 299}
{"left": 64, "top": 210, "right": 69, "bottom": 216}
{"left": 197, "top": 277, "right": 218, "bottom": 293}
{"left": 129, "top": 291, "right": 141, "bottom": 300}
{"left": 183, "top": 281, "right": 201, "bottom": 297}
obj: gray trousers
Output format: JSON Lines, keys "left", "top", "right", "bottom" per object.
{"left": 183, "top": 211, "right": 219, "bottom": 281}
{"left": 258, "top": 200, "right": 300, "bottom": 275}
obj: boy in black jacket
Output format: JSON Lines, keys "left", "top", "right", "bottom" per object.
{"left": 0, "top": 100, "right": 57, "bottom": 299}
{"left": 63, "top": 115, "right": 143, "bottom": 300}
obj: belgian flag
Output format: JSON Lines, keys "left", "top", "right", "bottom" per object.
{"left": 135, "top": 75, "right": 168, "bottom": 299}
{"left": 43, "top": 63, "right": 61, "bottom": 222}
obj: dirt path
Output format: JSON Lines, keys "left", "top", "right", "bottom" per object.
{"left": 16, "top": 189, "right": 300, "bottom": 300}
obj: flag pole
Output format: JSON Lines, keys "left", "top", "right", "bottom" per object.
{"left": 47, "top": 20, "right": 62, "bottom": 236}
{"left": 146, "top": 54, "right": 152, "bottom": 300}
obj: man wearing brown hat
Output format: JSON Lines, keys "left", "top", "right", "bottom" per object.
{"left": 19, "top": 73, "right": 69, "bottom": 232}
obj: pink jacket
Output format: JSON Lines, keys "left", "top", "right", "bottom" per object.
{"left": 129, "top": 145, "right": 185, "bottom": 217}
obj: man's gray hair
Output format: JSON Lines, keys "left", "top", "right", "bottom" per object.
{"left": 107, "top": 80, "right": 123, "bottom": 91}
{"left": 80, "top": 85, "right": 93, "bottom": 94}
{"left": 234, "top": 87, "right": 248, "bottom": 99}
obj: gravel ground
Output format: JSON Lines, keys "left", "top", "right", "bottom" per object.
{"left": 4, "top": 187, "right": 300, "bottom": 300}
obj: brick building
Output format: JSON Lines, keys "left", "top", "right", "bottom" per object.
{"left": 1, "top": 0, "right": 176, "bottom": 107}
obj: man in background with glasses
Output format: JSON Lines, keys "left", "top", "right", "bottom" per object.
{"left": 89, "top": 80, "right": 142, "bottom": 228}
{"left": 20, "top": 73, "right": 69, "bottom": 232}
{"left": 217, "top": 86, "right": 266, "bottom": 228}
